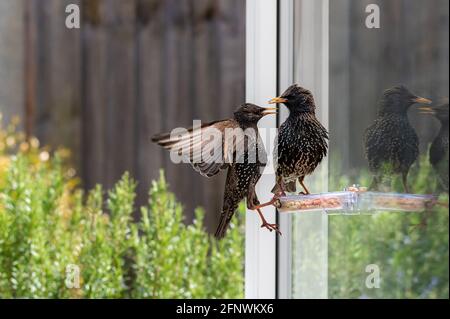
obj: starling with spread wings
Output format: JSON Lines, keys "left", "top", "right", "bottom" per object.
{"left": 152, "top": 103, "right": 279, "bottom": 238}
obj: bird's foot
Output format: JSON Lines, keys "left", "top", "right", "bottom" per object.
{"left": 254, "top": 208, "right": 282, "bottom": 235}
{"left": 276, "top": 190, "right": 287, "bottom": 197}
{"left": 260, "top": 222, "right": 282, "bottom": 235}
{"left": 298, "top": 191, "right": 310, "bottom": 195}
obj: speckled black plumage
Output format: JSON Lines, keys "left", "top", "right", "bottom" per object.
{"left": 364, "top": 85, "right": 432, "bottom": 193}
{"left": 215, "top": 104, "right": 271, "bottom": 238}
{"left": 427, "top": 101, "right": 449, "bottom": 192}
{"left": 152, "top": 103, "right": 273, "bottom": 238}
{"left": 270, "top": 85, "right": 329, "bottom": 194}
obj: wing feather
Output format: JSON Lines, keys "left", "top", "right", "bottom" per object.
{"left": 152, "top": 120, "right": 249, "bottom": 178}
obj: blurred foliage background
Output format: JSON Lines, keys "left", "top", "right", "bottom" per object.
{"left": 0, "top": 120, "right": 244, "bottom": 298}
{"left": 1, "top": 118, "right": 447, "bottom": 299}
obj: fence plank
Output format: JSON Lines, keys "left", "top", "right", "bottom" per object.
{"left": 135, "top": 0, "right": 165, "bottom": 207}
{"left": 32, "top": 0, "right": 82, "bottom": 167}
{"left": 81, "top": 0, "right": 108, "bottom": 189}
{"left": 0, "top": 0, "right": 25, "bottom": 127}
{"left": 103, "top": 0, "right": 137, "bottom": 188}
{"left": 163, "top": 0, "right": 199, "bottom": 222}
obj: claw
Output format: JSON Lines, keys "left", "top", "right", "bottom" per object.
{"left": 261, "top": 222, "right": 282, "bottom": 235}
{"left": 252, "top": 208, "right": 283, "bottom": 235}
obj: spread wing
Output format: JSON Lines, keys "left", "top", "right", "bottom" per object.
{"left": 152, "top": 120, "right": 248, "bottom": 178}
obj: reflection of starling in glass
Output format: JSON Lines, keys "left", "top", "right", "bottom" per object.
{"left": 364, "top": 85, "right": 432, "bottom": 193}
{"left": 419, "top": 100, "right": 449, "bottom": 192}
{"left": 152, "top": 104, "right": 280, "bottom": 238}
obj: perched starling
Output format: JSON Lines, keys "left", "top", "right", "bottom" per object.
{"left": 268, "top": 84, "right": 329, "bottom": 195}
{"left": 152, "top": 104, "right": 279, "bottom": 238}
{"left": 364, "top": 85, "right": 432, "bottom": 193}
{"left": 419, "top": 100, "right": 449, "bottom": 192}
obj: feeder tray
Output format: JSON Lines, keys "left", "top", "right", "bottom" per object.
{"left": 274, "top": 186, "right": 440, "bottom": 215}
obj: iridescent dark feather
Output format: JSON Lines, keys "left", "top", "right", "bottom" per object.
{"left": 364, "top": 85, "right": 431, "bottom": 192}
{"left": 271, "top": 85, "right": 329, "bottom": 194}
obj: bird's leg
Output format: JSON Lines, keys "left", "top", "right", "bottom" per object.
{"left": 255, "top": 208, "right": 282, "bottom": 235}
{"left": 402, "top": 172, "right": 411, "bottom": 193}
{"left": 276, "top": 184, "right": 287, "bottom": 197}
{"left": 252, "top": 191, "right": 285, "bottom": 210}
{"left": 298, "top": 177, "right": 310, "bottom": 195}
{"left": 251, "top": 193, "right": 281, "bottom": 210}
{"left": 252, "top": 180, "right": 287, "bottom": 210}
{"left": 275, "top": 176, "right": 287, "bottom": 197}
{"left": 252, "top": 197, "right": 279, "bottom": 210}
{"left": 369, "top": 176, "right": 380, "bottom": 191}
{"left": 247, "top": 184, "right": 281, "bottom": 234}
{"left": 410, "top": 200, "right": 435, "bottom": 233}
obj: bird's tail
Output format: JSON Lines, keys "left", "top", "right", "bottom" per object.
{"left": 215, "top": 200, "right": 239, "bottom": 239}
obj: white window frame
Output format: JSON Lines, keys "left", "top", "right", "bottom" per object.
{"left": 245, "top": 0, "right": 330, "bottom": 299}
{"left": 245, "top": 0, "right": 278, "bottom": 299}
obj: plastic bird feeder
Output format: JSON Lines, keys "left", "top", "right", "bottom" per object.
{"left": 274, "top": 186, "right": 439, "bottom": 215}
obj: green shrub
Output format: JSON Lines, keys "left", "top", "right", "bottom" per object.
{"left": 0, "top": 120, "right": 244, "bottom": 298}
{"left": 328, "top": 154, "right": 449, "bottom": 299}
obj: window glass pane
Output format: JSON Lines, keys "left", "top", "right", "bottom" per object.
{"left": 328, "top": 0, "right": 449, "bottom": 299}
{"left": 290, "top": 0, "right": 329, "bottom": 299}
{"left": 289, "top": 0, "right": 449, "bottom": 299}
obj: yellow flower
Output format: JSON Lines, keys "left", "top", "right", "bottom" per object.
{"left": 0, "top": 155, "right": 10, "bottom": 171}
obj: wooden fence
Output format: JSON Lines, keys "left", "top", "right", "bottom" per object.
{"left": 2, "top": 0, "right": 246, "bottom": 231}
{"left": 1, "top": 0, "right": 448, "bottom": 231}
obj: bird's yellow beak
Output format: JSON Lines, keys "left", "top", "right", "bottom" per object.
{"left": 269, "top": 97, "right": 288, "bottom": 104}
{"left": 262, "top": 107, "right": 277, "bottom": 115}
{"left": 412, "top": 96, "right": 432, "bottom": 105}
{"left": 417, "top": 106, "right": 435, "bottom": 115}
